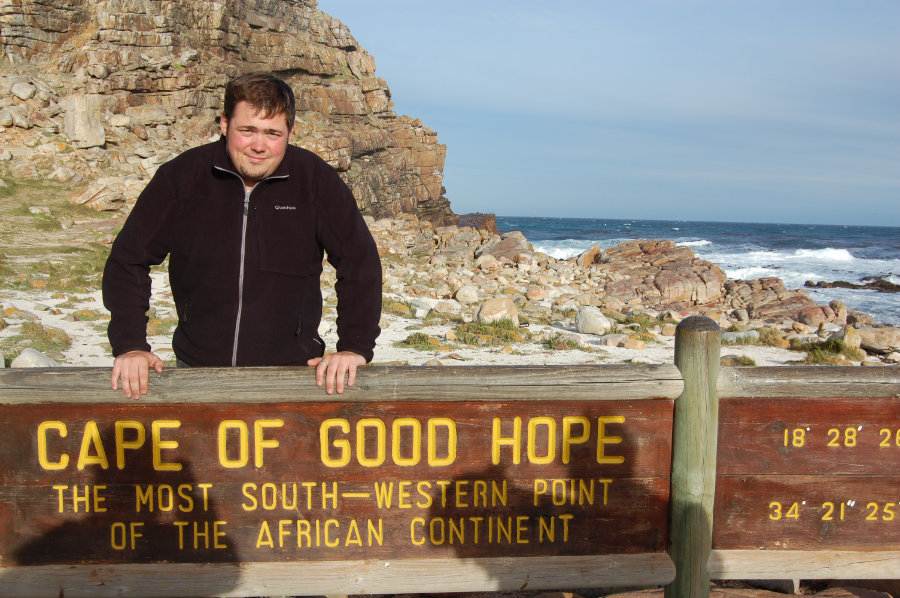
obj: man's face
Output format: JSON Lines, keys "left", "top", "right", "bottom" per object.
{"left": 220, "top": 100, "right": 292, "bottom": 188}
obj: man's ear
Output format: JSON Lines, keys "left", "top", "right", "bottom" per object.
{"left": 219, "top": 115, "right": 229, "bottom": 137}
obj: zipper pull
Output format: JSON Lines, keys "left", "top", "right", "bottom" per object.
{"left": 243, "top": 188, "right": 252, "bottom": 215}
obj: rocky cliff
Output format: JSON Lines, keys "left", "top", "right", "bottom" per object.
{"left": 0, "top": 0, "right": 456, "bottom": 224}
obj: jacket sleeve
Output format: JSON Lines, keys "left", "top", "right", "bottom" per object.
{"left": 314, "top": 161, "right": 382, "bottom": 362}
{"left": 102, "top": 166, "right": 178, "bottom": 357}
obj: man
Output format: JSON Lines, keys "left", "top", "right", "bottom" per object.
{"left": 103, "top": 72, "right": 382, "bottom": 399}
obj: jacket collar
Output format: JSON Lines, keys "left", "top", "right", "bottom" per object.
{"left": 211, "top": 136, "right": 291, "bottom": 181}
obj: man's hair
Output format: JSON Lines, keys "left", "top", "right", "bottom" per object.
{"left": 224, "top": 72, "right": 296, "bottom": 131}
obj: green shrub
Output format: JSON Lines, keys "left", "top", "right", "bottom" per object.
{"left": 12, "top": 321, "right": 72, "bottom": 356}
{"left": 543, "top": 332, "right": 578, "bottom": 351}
{"left": 382, "top": 298, "right": 414, "bottom": 317}
{"left": 395, "top": 332, "right": 440, "bottom": 350}
{"left": 793, "top": 337, "right": 867, "bottom": 364}
{"left": 721, "top": 355, "right": 756, "bottom": 366}
{"left": 454, "top": 319, "right": 526, "bottom": 346}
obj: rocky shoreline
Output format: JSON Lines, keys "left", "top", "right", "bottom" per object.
{"left": 2, "top": 213, "right": 898, "bottom": 369}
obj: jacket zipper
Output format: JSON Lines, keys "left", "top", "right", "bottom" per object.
{"left": 212, "top": 164, "right": 289, "bottom": 366}
{"left": 231, "top": 187, "right": 252, "bottom": 366}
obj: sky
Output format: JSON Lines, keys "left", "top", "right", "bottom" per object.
{"left": 316, "top": 1, "right": 900, "bottom": 226}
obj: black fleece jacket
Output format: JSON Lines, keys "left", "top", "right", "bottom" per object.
{"left": 103, "top": 139, "right": 382, "bottom": 366}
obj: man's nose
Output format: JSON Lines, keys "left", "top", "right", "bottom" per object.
{"left": 249, "top": 132, "right": 267, "bottom": 151}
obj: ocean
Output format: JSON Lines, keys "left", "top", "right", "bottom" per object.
{"left": 495, "top": 217, "right": 900, "bottom": 326}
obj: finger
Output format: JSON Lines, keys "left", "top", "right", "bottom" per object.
{"left": 346, "top": 362, "right": 358, "bottom": 389}
{"left": 122, "top": 370, "right": 136, "bottom": 400}
{"left": 138, "top": 364, "right": 150, "bottom": 399}
{"left": 111, "top": 364, "right": 121, "bottom": 391}
{"left": 334, "top": 363, "right": 347, "bottom": 394}
{"left": 325, "top": 361, "right": 336, "bottom": 395}
{"left": 316, "top": 358, "right": 328, "bottom": 388}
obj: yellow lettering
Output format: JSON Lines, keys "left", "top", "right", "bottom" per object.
{"left": 374, "top": 481, "right": 393, "bottom": 508}
{"left": 256, "top": 521, "right": 274, "bottom": 548}
{"left": 345, "top": 519, "right": 362, "bottom": 546}
{"left": 278, "top": 519, "right": 292, "bottom": 547}
{"left": 37, "top": 421, "right": 68, "bottom": 470}
{"left": 527, "top": 417, "right": 556, "bottom": 464}
{"left": 321, "top": 419, "right": 350, "bottom": 467}
{"left": 392, "top": 418, "right": 421, "bottom": 466}
{"left": 115, "top": 421, "right": 145, "bottom": 469}
{"left": 151, "top": 420, "right": 182, "bottom": 471}
{"left": 325, "top": 519, "right": 340, "bottom": 547}
{"left": 367, "top": 519, "right": 384, "bottom": 546}
{"left": 455, "top": 480, "right": 469, "bottom": 507}
{"left": 218, "top": 420, "right": 248, "bottom": 468}
{"left": 427, "top": 418, "right": 457, "bottom": 466}
{"left": 516, "top": 515, "right": 530, "bottom": 544}
{"left": 597, "top": 416, "right": 625, "bottom": 464}
{"left": 562, "top": 416, "right": 589, "bottom": 463}
{"left": 492, "top": 417, "right": 521, "bottom": 464}
{"left": 356, "top": 419, "right": 386, "bottom": 467}
{"left": 136, "top": 485, "right": 153, "bottom": 512}
{"left": 416, "top": 481, "right": 433, "bottom": 508}
{"left": 410, "top": 517, "right": 426, "bottom": 545}
{"left": 77, "top": 421, "right": 109, "bottom": 470}
{"left": 253, "top": 419, "right": 284, "bottom": 468}
{"left": 241, "top": 483, "right": 258, "bottom": 511}
{"left": 398, "top": 481, "right": 412, "bottom": 508}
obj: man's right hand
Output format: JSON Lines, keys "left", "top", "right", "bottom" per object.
{"left": 111, "top": 350, "right": 164, "bottom": 400}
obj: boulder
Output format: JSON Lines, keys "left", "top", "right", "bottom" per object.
{"left": 575, "top": 306, "right": 612, "bottom": 335}
{"left": 797, "top": 306, "right": 827, "bottom": 327}
{"left": 830, "top": 299, "right": 848, "bottom": 325}
{"left": 474, "top": 297, "right": 519, "bottom": 325}
{"left": 456, "top": 212, "right": 497, "bottom": 233}
{"left": 11, "top": 81, "right": 36, "bottom": 100}
{"left": 525, "top": 286, "right": 547, "bottom": 301}
{"left": 597, "top": 333, "right": 628, "bottom": 347}
{"left": 721, "top": 330, "right": 760, "bottom": 344}
{"left": 477, "top": 231, "right": 533, "bottom": 263}
{"left": 856, "top": 327, "right": 900, "bottom": 355}
{"left": 11, "top": 348, "right": 60, "bottom": 368}
{"left": 454, "top": 284, "right": 480, "bottom": 305}
{"left": 60, "top": 94, "right": 105, "bottom": 149}
{"left": 574, "top": 244, "right": 602, "bottom": 268}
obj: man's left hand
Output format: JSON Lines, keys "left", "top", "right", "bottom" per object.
{"left": 308, "top": 351, "right": 366, "bottom": 394}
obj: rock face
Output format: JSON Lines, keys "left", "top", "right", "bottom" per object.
{"left": 0, "top": 0, "right": 455, "bottom": 224}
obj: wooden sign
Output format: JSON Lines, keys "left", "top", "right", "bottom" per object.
{"left": 714, "top": 395, "right": 900, "bottom": 551}
{"left": 0, "top": 399, "right": 674, "bottom": 564}
{"left": 0, "top": 365, "right": 681, "bottom": 595}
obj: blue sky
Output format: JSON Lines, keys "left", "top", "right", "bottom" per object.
{"left": 317, "top": 1, "right": 900, "bottom": 226}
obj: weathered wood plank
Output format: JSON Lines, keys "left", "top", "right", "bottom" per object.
{"left": 717, "top": 366, "right": 900, "bottom": 399}
{"left": 717, "top": 396, "right": 900, "bottom": 476}
{"left": 0, "top": 554, "right": 676, "bottom": 597}
{"left": 0, "top": 365, "right": 682, "bottom": 403}
{"left": 708, "top": 550, "right": 900, "bottom": 579}
{"left": 713, "top": 475, "right": 900, "bottom": 550}
{"left": 0, "top": 365, "right": 684, "bottom": 403}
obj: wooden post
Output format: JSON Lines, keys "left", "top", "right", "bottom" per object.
{"left": 666, "top": 316, "right": 721, "bottom": 598}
